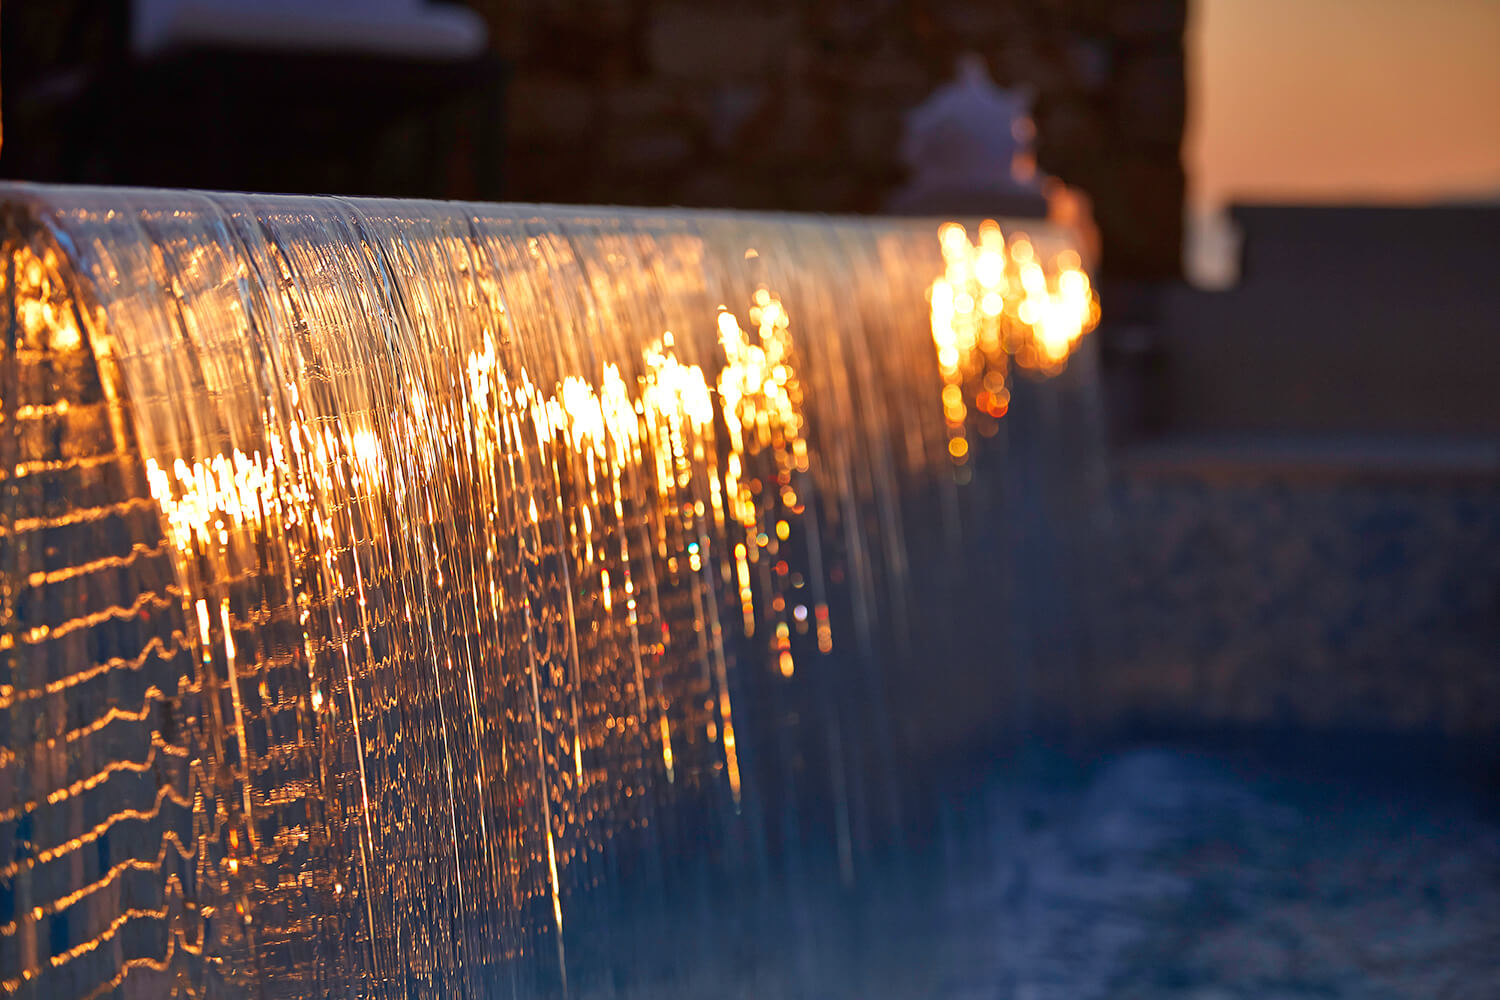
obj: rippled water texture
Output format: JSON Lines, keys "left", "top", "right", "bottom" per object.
{"left": 0, "top": 186, "right": 1103, "bottom": 998}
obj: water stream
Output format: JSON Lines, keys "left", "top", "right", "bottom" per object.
{"left": 1, "top": 185, "right": 1100, "bottom": 998}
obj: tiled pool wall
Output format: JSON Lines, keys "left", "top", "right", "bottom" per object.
{"left": 1087, "top": 463, "right": 1500, "bottom": 741}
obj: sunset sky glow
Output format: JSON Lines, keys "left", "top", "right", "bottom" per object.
{"left": 1187, "top": 0, "right": 1500, "bottom": 212}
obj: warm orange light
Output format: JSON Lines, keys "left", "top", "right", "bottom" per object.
{"left": 926, "top": 219, "right": 1098, "bottom": 463}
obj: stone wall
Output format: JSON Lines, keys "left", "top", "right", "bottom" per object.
{"left": 1099, "top": 459, "right": 1500, "bottom": 739}
{"left": 469, "top": 0, "right": 1186, "bottom": 280}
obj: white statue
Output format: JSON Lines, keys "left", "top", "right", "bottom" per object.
{"left": 888, "top": 54, "right": 1045, "bottom": 216}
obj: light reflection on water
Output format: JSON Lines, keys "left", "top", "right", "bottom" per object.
{"left": 1, "top": 187, "right": 1098, "bottom": 998}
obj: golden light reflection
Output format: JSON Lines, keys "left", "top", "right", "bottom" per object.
{"left": 928, "top": 220, "right": 1099, "bottom": 471}
{"left": 2, "top": 191, "right": 1097, "bottom": 998}
{"left": 128, "top": 273, "right": 828, "bottom": 946}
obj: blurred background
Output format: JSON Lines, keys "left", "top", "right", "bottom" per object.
{"left": 10, "top": 0, "right": 1492, "bottom": 735}
{"left": 4, "top": 0, "right": 1497, "bottom": 442}
{"left": 3, "top": 1, "right": 1498, "bottom": 994}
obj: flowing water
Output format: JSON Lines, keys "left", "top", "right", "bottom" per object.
{"left": 0, "top": 184, "right": 1102, "bottom": 998}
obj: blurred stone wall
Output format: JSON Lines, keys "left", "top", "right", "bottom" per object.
{"left": 470, "top": 0, "right": 1186, "bottom": 280}
{"left": 1100, "top": 465, "right": 1500, "bottom": 739}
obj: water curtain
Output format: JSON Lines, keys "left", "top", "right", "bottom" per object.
{"left": 0, "top": 185, "right": 1097, "bottom": 998}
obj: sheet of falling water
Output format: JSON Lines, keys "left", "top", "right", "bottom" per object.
{"left": 0, "top": 185, "right": 1102, "bottom": 998}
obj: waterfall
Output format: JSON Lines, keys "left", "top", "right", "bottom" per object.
{"left": 0, "top": 184, "right": 1098, "bottom": 998}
